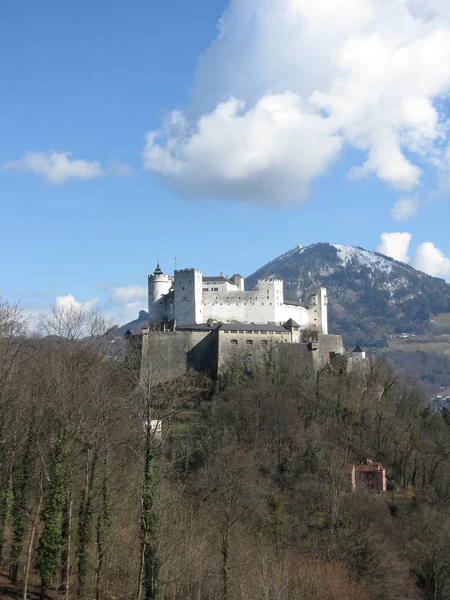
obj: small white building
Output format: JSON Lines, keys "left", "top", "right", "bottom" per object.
{"left": 147, "top": 264, "right": 328, "bottom": 334}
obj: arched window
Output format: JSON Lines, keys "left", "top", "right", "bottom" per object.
{"left": 231, "top": 339, "right": 238, "bottom": 346}
{"left": 246, "top": 339, "right": 253, "bottom": 345}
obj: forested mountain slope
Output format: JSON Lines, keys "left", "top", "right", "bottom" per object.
{"left": 246, "top": 243, "right": 450, "bottom": 348}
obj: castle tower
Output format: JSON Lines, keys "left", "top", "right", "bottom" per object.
{"left": 174, "top": 269, "right": 203, "bottom": 325}
{"left": 304, "top": 286, "right": 328, "bottom": 334}
{"left": 148, "top": 263, "right": 172, "bottom": 323}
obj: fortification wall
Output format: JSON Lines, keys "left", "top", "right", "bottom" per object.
{"left": 174, "top": 269, "right": 203, "bottom": 325}
{"left": 202, "top": 285, "right": 308, "bottom": 326}
{"left": 217, "top": 329, "right": 290, "bottom": 372}
{"left": 140, "top": 330, "right": 189, "bottom": 385}
{"left": 140, "top": 329, "right": 219, "bottom": 384}
{"left": 311, "top": 334, "right": 344, "bottom": 369}
{"left": 148, "top": 273, "right": 172, "bottom": 322}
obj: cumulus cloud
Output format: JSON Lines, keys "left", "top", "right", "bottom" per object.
{"left": 111, "top": 285, "right": 147, "bottom": 303}
{"left": 411, "top": 242, "right": 450, "bottom": 277}
{"left": 376, "top": 232, "right": 412, "bottom": 263}
{"left": 55, "top": 295, "right": 99, "bottom": 313}
{"left": 391, "top": 197, "right": 418, "bottom": 221}
{"left": 123, "top": 301, "right": 147, "bottom": 323}
{"left": 144, "top": 0, "right": 450, "bottom": 203}
{"left": 3, "top": 151, "right": 104, "bottom": 184}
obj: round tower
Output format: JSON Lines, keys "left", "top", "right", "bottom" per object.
{"left": 148, "top": 263, "right": 172, "bottom": 322}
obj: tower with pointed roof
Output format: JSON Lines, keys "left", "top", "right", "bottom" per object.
{"left": 148, "top": 263, "right": 173, "bottom": 323}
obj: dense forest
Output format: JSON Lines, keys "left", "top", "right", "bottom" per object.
{"left": 1, "top": 298, "right": 450, "bottom": 600}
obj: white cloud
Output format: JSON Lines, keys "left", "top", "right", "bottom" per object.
{"left": 391, "top": 197, "right": 418, "bottom": 221}
{"left": 3, "top": 151, "right": 104, "bottom": 184}
{"left": 111, "top": 285, "right": 147, "bottom": 303}
{"left": 145, "top": 94, "right": 341, "bottom": 202}
{"left": 123, "top": 301, "right": 147, "bottom": 323}
{"left": 411, "top": 242, "right": 450, "bottom": 277}
{"left": 55, "top": 295, "right": 99, "bottom": 313}
{"left": 144, "top": 0, "right": 450, "bottom": 203}
{"left": 376, "top": 232, "right": 412, "bottom": 263}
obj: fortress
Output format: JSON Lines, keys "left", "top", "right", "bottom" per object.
{"left": 139, "top": 263, "right": 347, "bottom": 382}
{"left": 148, "top": 263, "right": 328, "bottom": 333}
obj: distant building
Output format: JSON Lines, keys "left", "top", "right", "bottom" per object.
{"left": 344, "top": 460, "right": 386, "bottom": 493}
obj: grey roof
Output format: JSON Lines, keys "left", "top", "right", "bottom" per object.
{"left": 284, "top": 318, "right": 300, "bottom": 328}
{"left": 218, "top": 323, "right": 288, "bottom": 333}
{"left": 176, "top": 322, "right": 289, "bottom": 333}
{"left": 353, "top": 345, "right": 364, "bottom": 353}
{"left": 285, "top": 300, "right": 308, "bottom": 308}
{"left": 203, "top": 276, "right": 235, "bottom": 284}
{"left": 176, "top": 323, "right": 220, "bottom": 332}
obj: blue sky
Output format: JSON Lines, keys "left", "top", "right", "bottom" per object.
{"left": 2, "top": 0, "right": 450, "bottom": 325}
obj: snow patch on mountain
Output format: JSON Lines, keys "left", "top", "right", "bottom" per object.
{"left": 332, "top": 244, "right": 395, "bottom": 274}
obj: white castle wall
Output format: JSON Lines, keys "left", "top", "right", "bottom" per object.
{"left": 174, "top": 269, "right": 203, "bottom": 325}
{"left": 146, "top": 265, "right": 328, "bottom": 333}
{"left": 304, "top": 287, "right": 328, "bottom": 334}
{"left": 202, "top": 279, "right": 309, "bottom": 325}
{"left": 148, "top": 273, "right": 172, "bottom": 322}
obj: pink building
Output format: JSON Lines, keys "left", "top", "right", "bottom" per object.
{"left": 344, "top": 459, "right": 386, "bottom": 493}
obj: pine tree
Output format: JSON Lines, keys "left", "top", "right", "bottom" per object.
{"left": 76, "top": 452, "right": 97, "bottom": 599}
{"left": 141, "top": 438, "right": 159, "bottom": 600}
{"left": 10, "top": 416, "right": 35, "bottom": 583}
{"left": 36, "top": 425, "right": 68, "bottom": 599}
{"left": 95, "top": 456, "right": 112, "bottom": 600}
{"left": 0, "top": 469, "right": 14, "bottom": 564}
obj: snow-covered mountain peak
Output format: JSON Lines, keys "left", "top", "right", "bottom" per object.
{"left": 331, "top": 244, "right": 396, "bottom": 274}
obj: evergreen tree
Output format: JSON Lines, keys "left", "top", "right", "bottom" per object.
{"left": 10, "top": 416, "right": 35, "bottom": 583}
{"left": 0, "top": 469, "right": 14, "bottom": 564}
{"left": 76, "top": 452, "right": 97, "bottom": 599}
{"left": 36, "top": 425, "right": 68, "bottom": 599}
{"left": 96, "top": 456, "right": 112, "bottom": 600}
{"left": 140, "top": 435, "right": 158, "bottom": 600}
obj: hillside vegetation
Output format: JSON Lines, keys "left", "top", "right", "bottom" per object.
{"left": 1, "top": 299, "right": 450, "bottom": 599}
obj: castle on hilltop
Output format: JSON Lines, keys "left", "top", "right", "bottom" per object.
{"left": 138, "top": 263, "right": 347, "bottom": 382}
{"left": 148, "top": 263, "right": 328, "bottom": 334}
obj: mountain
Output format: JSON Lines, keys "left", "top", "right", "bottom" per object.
{"left": 114, "top": 310, "right": 149, "bottom": 337}
{"left": 245, "top": 243, "right": 450, "bottom": 349}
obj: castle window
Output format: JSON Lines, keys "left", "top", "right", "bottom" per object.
{"left": 231, "top": 339, "right": 238, "bottom": 346}
{"left": 261, "top": 340, "right": 268, "bottom": 345}
{"left": 246, "top": 340, "right": 253, "bottom": 345}
{"left": 203, "top": 288, "right": 209, "bottom": 292}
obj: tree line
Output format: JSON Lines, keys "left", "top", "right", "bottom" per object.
{"left": 0, "top": 297, "right": 450, "bottom": 599}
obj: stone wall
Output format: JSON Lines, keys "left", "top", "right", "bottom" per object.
{"left": 174, "top": 269, "right": 203, "bottom": 325}
{"left": 139, "top": 325, "right": 343, "bottom": 384}
{"left": 217, "top": 329, "right": 291, "bottom": 372}
{"left": 202, "top": 279, "right": 309, "bottom": 326}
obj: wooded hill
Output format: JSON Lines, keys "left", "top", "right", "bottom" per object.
{"left": 1, "top": 298, "right": 450, "bottom": 600}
